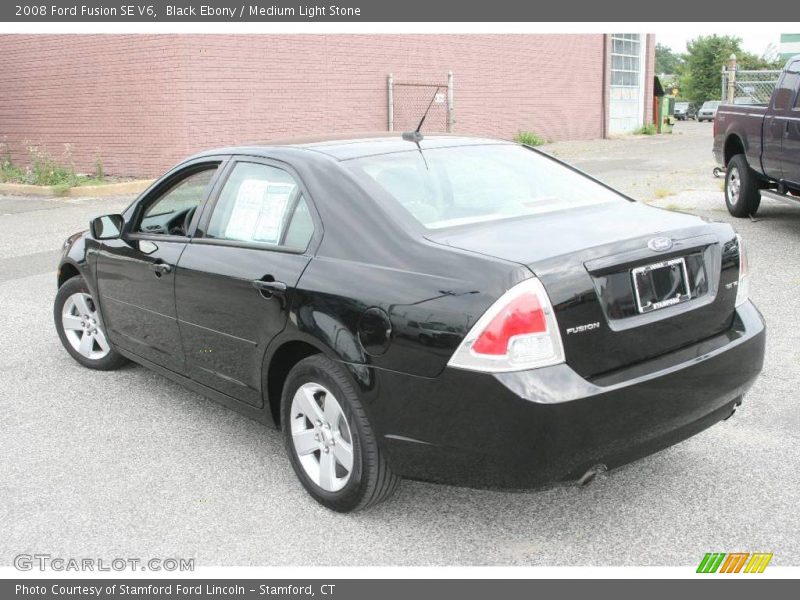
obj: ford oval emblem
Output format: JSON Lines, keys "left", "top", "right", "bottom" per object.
{"left": 648, "top": 237, "right": 673, "bottom": 252}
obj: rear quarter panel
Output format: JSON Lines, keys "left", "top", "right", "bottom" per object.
{"left": 714, "top": 105, "right": 766, "bottom": 171}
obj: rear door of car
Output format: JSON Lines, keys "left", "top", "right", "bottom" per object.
{"left": 95, "top": 159, "right": 224, "bottom": 374}
{"left": 780, "top": 60, "right": 800, "bottom": 185}
{"left": 174, "top": 157, "right": 319, "bottom": 407}
{"left": 763, "top": 64, "right": 800, "bottom": 180}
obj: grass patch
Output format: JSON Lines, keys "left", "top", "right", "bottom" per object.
{"left": 514, "top": 131, "right": 546, "bottom": 146}
{"left": 634, "top": 123, "right": 657, "bottom": 135}
{"left": 0, "top": 141, "right": 109, "bottom": 189}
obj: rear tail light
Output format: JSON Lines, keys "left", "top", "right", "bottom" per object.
{"left": 735, "top": 234, "right": 749, "bottom": 307}
{"left": 448, "top": 278, "right": 565, "bottom": 373}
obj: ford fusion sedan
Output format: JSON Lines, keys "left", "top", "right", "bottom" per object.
{"left": 55, "top": 135, "right": 765, "bottom": 512}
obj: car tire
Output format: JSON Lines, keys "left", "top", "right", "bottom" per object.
{"left": 281, "top": 354, "right": 400, "bottom": 512}
{"left": 54, "top": 275, "right": 128, "bottom": 370}
{"left": 725, "top": 154, "right": 761, "bottom": 218}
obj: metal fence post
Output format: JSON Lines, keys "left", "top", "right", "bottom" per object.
{"left": 721, "top": 64, "right": 726, "bottom": 101}
{"left": 726, "top": 54, "right": 737, "bottom": 104}
{"left": 388, "top": 73, "right": 394, "bottom": 132}
{"left": 447, "top": 70, "right": 454, "bottom": 133}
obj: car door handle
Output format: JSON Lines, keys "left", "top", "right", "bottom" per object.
{"left": 149, "top": 262, "right": 172, "bottom": 275}
{"left": 252, "top": 278, "right": 287, "bottom": 294}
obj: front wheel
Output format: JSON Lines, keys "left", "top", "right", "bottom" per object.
{"left": 54, "top": 275, "right": 128, "bottom": 370}
{"left": 281, "top": 355, "right": 400, "bottom": 512}
{"left": 725, "top": 154, "right": 761, "bottom": 218}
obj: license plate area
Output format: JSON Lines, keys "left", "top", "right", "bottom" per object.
{"left": 631, "top": 257, "right": 691, "bottom": 314}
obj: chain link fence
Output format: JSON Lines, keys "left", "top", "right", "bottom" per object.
{"left": 721, "top": 69, "right": 782, "bottom": 105}
{"left": 388, "top": 73, "right": 454, "bottom": 133}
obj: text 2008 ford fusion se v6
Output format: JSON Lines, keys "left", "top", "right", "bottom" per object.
{"left": 55, "top": 135, "right": 765, "bottom": 512}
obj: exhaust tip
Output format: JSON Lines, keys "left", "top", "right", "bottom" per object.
{"left": 724, "top": 398, "right": 743, "bottom": 421}
{"left": 577, "top": 464, "right": 608, "bottom": 487}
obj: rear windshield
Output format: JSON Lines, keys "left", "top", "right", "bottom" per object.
{"left": 702, "top": 101, "right": 720, "bottom": 109}
{"left": 347, "top": 144, "right": 625, "bottom": 229}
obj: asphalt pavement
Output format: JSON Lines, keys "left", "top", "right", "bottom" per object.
{"left": 1, "top": 125, "right": 799, "bottom": 566}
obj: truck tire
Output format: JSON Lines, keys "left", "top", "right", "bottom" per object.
{"left": 725, "top": 154, "right": 761, "bottom": 218}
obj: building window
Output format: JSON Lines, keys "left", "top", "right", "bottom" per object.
{"left": 611, "top": 34, "right": 641, "bottom": 87}
{"left": 608, "top": 34, "right": 646, "bottom": 135}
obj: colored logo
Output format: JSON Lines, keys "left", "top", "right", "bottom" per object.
{"left": 696, "top": 552, "right": 773, "bottom": 573}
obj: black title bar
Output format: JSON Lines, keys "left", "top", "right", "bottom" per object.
{"left": 1, "top": 0, "right": 789, "bottom": 22}
{"left": 3, "top": 579, "right": 797, "bottom": 600}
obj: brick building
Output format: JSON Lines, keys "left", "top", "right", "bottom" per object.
{"left": 0, "top": 34, "right": 655, "bottom": 177}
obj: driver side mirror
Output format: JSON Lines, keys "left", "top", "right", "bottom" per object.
{"left": 90, "top": 214, "right": 125, "bottom": 240}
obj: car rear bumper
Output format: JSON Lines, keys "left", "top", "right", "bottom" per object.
{"left": 371, "top": 301, "right": 766, "bottom": 489}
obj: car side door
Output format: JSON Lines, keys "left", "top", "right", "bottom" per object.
{"left": 174, "top": 158, "right": 319, "bottom": 406}
{"left": 763, "top": 65, "right": 800, "bottom": 181}
{"left": 781, "top": 60, "right": 800, "bottom": 186}
{"left": 94, "top": 159, "right": 224, "bottom": 374}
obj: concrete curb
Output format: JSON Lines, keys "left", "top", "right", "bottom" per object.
{"left": 0, "top": 179, "right": 154, "bottom": 198}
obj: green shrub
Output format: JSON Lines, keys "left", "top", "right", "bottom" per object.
{"left": 634, "top": 123, "right": 657, "bottom": 135}
{"left": 0, "top": 141, "right": 109, "bottom": 189}
{"left": 514, "top": 131, "right": 546, "bottom": 146}
{"left": 27, "top": 143, "right": 80, "bottom": 187}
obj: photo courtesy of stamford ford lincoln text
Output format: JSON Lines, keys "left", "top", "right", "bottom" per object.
{"left": 0, "top": 1, "right": 799, "bottom": 595}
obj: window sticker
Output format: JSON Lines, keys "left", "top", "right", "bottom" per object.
{"left": 224, "top": 179, "right": 295, "bottom": 244}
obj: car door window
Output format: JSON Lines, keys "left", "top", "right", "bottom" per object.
{"left": 136, "top": 166, "right": 218, "bottom": 236}
{"left": 774, "top": 68, "right": 800, "bottom": 111}
{"left": 206, "top": 162, "right": 314, "bottom": 251}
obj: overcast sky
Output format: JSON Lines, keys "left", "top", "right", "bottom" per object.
{"left": 655, "top": 30, "right": 780, "bottom": 56}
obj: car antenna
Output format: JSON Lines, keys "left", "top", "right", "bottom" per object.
{"left": 402, "top": 86, "right": 441, "bottom": 145}
{"left": 402, "top": 86, "right": 441, "bottom": 169}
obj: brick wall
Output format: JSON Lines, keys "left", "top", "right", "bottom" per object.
{"left": 0, "top": 34, "right": 650, "bottom": 177}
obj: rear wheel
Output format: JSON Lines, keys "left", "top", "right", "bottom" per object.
{"left": 281, "top": 355, "right": 400, "bottom": 512}
{"left": 725, "top": 154, "right": 761, "bottom": 217}
{"left": 54, "top": 275, "right": 128, "bottom": 370}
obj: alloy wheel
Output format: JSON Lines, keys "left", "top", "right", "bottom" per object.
{"left": 290, "top": 383, "right": 354, "bottom": 492}
{"left": 728, "top": 167, "right": 741, "bottom": 205}
{"left": 61, "top": 292, "right": 111, "bottom": 360}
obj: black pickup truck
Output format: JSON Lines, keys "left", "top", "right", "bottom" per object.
{"left": 713, "top": 56, "right": 800, "bottom": 217}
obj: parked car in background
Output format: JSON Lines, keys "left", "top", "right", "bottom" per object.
{"left": 697, "top": 101, "right": 721, "bottom": 122}
{"left": 55, "top": 134, "right": 765, "bottom": 512}
{"left": 674, "top": 102, "right": 695, "bottom": 120}
{"left": 713, "top": 56, "right": 800, "bottom": 217}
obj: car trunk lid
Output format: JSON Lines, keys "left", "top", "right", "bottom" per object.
{"left": 426, "top": 202, "right": 741, "bottom": 378}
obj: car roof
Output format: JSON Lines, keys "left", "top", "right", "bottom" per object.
{"left": 187, "top": 133, "right": 512, "bottom": 162}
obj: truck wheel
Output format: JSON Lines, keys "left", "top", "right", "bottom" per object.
{"left": 725, "top": 154, "right": 761, "bottom": 218}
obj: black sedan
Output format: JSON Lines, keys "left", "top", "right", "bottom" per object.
{"left": 55, "top": 135, "right": 765, "bottom": 512}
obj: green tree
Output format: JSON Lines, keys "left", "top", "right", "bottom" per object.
{"left": 655, "top": 43, "right": 683, "bottom": 75}
{"left": 679, "top": 35, "right": 741, "bottom": 106}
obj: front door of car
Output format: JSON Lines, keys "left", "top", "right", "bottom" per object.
{"left": 174, "top": 159, "right": 318, "bottom": 406}
{"left": 95, "top": 161, "right": 223, "bottom": 373}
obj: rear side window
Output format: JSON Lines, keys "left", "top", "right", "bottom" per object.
{"left": 774, "top": 67, "right": 800, "bottom": 110}
{"left": 206, "top": 162, "right": 313, "bottom": 251}
{"left": 792, "top": 62, "right": 800, "bottom": 109}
